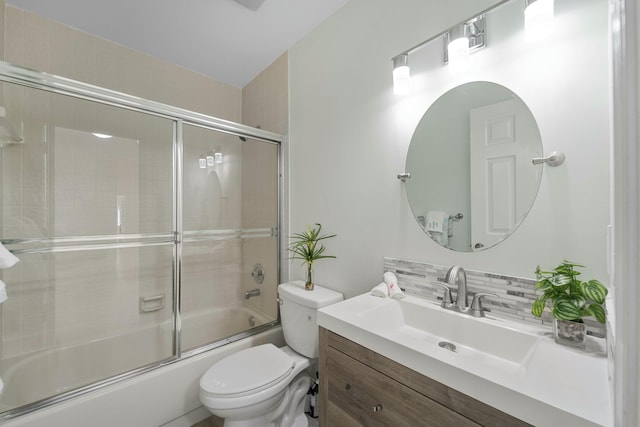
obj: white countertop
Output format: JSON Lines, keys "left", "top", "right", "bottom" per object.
{"left": 318, "top": 293, "right": 613, "bottom": 427}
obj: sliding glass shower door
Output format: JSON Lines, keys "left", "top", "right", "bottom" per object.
{"left": 0, "top": 61, "right": 281, "bottom": 418}
{"left": 0, "top": 83, "right": 176, "bottom": 411}
{"left": 181, "top": 124, "right": 280, "bottom": 352}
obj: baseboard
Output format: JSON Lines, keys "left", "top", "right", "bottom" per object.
{"left": 160, "top": 406, "right": 211, "bottom": 427}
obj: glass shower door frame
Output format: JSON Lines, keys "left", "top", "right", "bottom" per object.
{"left": 0, "top": 60, "right": 283, "bottom": 420}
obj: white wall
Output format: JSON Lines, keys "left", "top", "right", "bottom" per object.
{"left": 289, "top": 0, "right": 610, "bottom": 298}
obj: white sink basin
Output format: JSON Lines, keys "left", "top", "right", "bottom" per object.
{"left": 357, "top": 296, "right": 538, "bottom": 366}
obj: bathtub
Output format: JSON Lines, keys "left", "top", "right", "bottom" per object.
{"left": 0, "top": 305, "right": 284, "bottom": 427}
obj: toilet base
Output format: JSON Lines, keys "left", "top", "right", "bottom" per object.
{"left": 290, "top": 411, "right": 310, "bottom": 427}
{"left": 216, "top": 372, "right": 312, "bottom": 427}
{"left": 222, "top": 413, "right": 308, "bottom": 427}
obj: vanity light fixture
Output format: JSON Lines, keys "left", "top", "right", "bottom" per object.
{"left": 214, "top": 152, "right": 223, "bottom": 164}
{"left": 199, "top": 151, "right": 223, "bottom": 168}
{"left": 443, "top": 15, "right": 486, "bottom": 73}
{"left": 392, "top": 54, "right": 410, "bottom": 95}
{"left": 446, "top": 24, "right": 470, "bottom": 73}
{"left": 524, "top": 0, "right": 554, "bottom": 42}
{"left": 390, "top": 6, "right": 494, "bottom": 93}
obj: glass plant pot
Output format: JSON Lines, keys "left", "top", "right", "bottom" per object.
{"left": 553, "top": 318, "right": 587, "bottom": 349}
{"left": 305, "top": 265, "right": 314, "bottom": 290}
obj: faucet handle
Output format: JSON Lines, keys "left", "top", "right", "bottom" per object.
{"left": 470, "top": 293, "right": 497, "bottom": 317}
{"left": 432, "top": 282, "right": 454, "bottom": 305}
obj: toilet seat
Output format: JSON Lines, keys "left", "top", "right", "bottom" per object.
{"left": 200, "top": 344, "right": 295, "bottom": 398}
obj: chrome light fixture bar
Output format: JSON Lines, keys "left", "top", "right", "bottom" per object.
{"left": 390, "top": 0, "right": 512, "bottom": 94}
{"left": 443, "top": 15, "right": 486, "bottom": 66}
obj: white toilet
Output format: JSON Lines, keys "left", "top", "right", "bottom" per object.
{"left": 199, "top": 281, "right": 343, "bottom": 427}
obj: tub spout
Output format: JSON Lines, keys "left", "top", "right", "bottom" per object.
{"left": 244, "top": 288, "right": 261, "bottom": 299}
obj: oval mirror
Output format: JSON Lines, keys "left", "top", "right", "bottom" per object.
{"left": 405, "top": 81, "right": 542, "bottom": 252}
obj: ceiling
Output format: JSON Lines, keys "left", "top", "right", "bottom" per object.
{"left": 5, "top": 0, "right": 350, "bottom": 88}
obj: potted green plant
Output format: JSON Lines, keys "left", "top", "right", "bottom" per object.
{"left": 531, "top": 260, "right": 608, "bottom": 348}
{"left": 288, "top": 223, "right": 336, "bottom": 290}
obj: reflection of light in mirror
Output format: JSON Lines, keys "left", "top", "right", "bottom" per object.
{"left": 448, "top": 37, "right": 470, "bottom": 73}
{"left": 214, "top": 152, "right": 223, "bottom": 164}
{"left": 206, "top": 155, "right": 214, "bottom": 166}
{"left": 92, "top": 132, "right": 112, "bottom": 139}
{"left": 199, "top": 156, "right": 207, "bottom": 169}
{"left": 525, "top": 0, "right": 554, "bottom": 42}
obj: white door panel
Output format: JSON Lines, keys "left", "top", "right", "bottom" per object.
{"left": 470, "top": 99, "right": 539, "bottom": 251}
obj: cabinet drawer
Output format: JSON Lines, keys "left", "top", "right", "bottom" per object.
{"left": 326, "top": 346, "right": 480, "bottom": 427}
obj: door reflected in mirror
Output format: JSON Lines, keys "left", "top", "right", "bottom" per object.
{"left": 405, "top": 81, "right": 542, "bottom": 252}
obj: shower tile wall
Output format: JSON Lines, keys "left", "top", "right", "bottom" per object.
{"left": 0, "top": 91, "right": 177, "bottom": 358}
{"left": 240, "top": 52, "right": 288, "bottom": 321}
{"left": 52, "top": 128, "right": 140, "bottom": 236}
{"left": 181, "top": 124, "right": 244, "bottom": 322}
{"left": 1, "top": 85, "right": 53, "bottom": 358}
{"left": 2, "top": 5, "right": 242, "bottom": 122}
{"left": 52, "top": 127, "right": 142, "bottom": 347}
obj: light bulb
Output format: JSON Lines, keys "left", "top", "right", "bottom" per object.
{"left": 393, "top": 66, "right": 410, "bottom": 95}
{"left": 448, "top": 37, "right": 470, "bottom": 73}
{"left": 392, "top": 54, "right": 410, "bottom": 95}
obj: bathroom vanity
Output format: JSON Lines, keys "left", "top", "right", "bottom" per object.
{"left": 317, "top": 293, "right": 612, "bottom": 427}
{"left": 319, "top": 328, "right": 528, "bottom": 426}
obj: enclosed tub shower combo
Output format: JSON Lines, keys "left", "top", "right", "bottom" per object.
{"left": 0, "top": 61, "right": 283, "bottom": 422}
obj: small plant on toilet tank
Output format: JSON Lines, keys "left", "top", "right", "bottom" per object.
{"left": 288, "top": 223, "right": 336, "bottom": 290}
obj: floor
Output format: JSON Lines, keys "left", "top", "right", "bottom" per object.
{"left": 191, "top": 414, "right": 319, "bottom": 427}
{"left": 191, "top": 415, "right": 223, "bottom": 427}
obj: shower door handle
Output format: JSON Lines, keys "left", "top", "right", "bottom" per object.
{"left": 117, "top": 195, "right": 125, "bottom": 234}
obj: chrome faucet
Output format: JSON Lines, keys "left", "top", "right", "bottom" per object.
{"left": 445, "top": 265, "right": 468, "bottom": 311}
{"left": 433, "top": 265, "right": 497, "bottom": 318}
{"left": 244, "top": 288, "right": 261, "bottom": 299}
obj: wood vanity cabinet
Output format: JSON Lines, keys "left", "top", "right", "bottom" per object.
{"left": 318, "top": 327, "right": 531, "bottom": 427}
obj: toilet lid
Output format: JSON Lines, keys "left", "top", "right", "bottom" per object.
{"left": 201, "top": 344, "right": 295, "bottom": 397}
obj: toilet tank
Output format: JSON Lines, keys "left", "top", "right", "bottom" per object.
{"left": 278, "top": 281, "right": 343, "bottom": 358}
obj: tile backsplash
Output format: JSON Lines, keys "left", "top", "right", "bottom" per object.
{"left": 384, "top": 257, "right": 606, "bottom": 338}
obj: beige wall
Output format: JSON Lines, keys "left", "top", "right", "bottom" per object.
{"left": 3, "top": 5, "right": 241, "bottom": 121}
{"left": 241, "top": 52, "right": 288, "bottom": 320}
{"left": 242, "top": 52, "right": 289, "bottom": 134}
{"left": 0, "top": 0, "right": 4, "bottom": 60}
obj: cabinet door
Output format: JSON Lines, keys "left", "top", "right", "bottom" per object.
{"left": 325, "top": 346, "right": 480, "bottom": 427}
